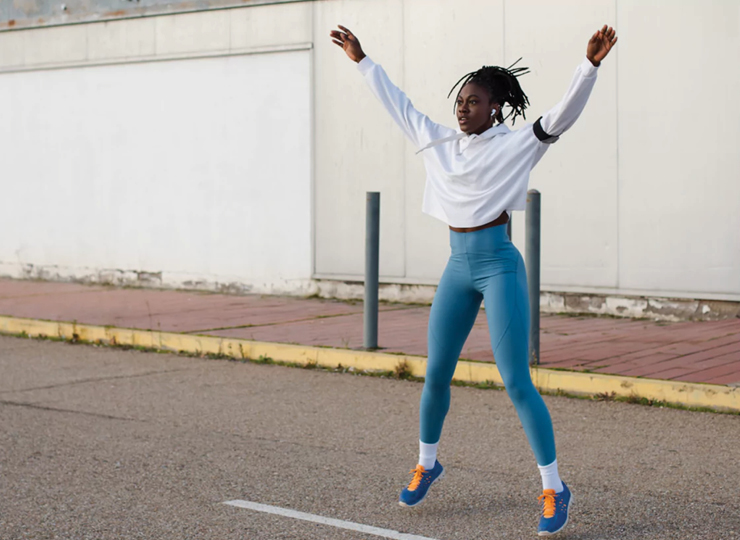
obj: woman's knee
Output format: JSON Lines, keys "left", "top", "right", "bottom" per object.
{"left": 425, "top": 357, "right": 456, "bottom": 387}
{"left": 422, "top": 376, "right": 451, "bottom": 398}
{"left": 503, "top": 374, "right": 537, "bottom": 404}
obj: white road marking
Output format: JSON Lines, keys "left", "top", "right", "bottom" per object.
{"left": 223, "top": 500, "right": 442, "bottom": 540}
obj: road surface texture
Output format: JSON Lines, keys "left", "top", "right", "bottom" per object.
{"left": 1, "top": 335, "right": 738, "bottom": 539}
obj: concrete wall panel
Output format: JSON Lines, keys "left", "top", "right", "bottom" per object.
{"left": 0, "top": 0, "right": 738, "bottom": 301}
{"left": 22, "top": 25, "right": 88, "bottom": 66}
{"left": 505, "top": 0, "right": 618, "bottom": 290}
{"left": 313, "top": 0, "right": 407, "bottom": 278}
{"left": 87, "top": 18, "right": 157, "bottom": 61}
{"left": 231, "top": 1, "right": 312, "bottom": 50}
{"left": 402, "top": 0, "right": 506, "bottom": 281}
{"left": 617, "top": 0, "right": 740, "bottom": 297}
{"left": 0, "top": 51, "right": 313, "bottom": 289}
{"left": 155, "top": 10, "right": 232, "bottom": 55}
{"left": 0, "top": 31, "right": 25, "bottom": 68}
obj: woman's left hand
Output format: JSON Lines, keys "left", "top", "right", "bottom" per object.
{"left": 586, "top": 25, "right": 618, "bottom": 67}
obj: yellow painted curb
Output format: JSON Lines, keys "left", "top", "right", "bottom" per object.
{"left": 1, "top": 315, "right": 738, "bottom": 413}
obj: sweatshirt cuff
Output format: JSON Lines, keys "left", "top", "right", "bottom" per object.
{"left": 357, "top": 56, "right": 375, "bottom": 75}
{"left": 580, "top": 56, "right": 599, "bottom": 77}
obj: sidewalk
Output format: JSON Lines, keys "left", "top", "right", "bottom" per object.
{"left": 1, "top": 278, "right": 738, "bottom": 388}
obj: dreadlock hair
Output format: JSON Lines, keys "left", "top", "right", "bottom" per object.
{"left": 447, "top": 58, "right": 530, "bottom": 125}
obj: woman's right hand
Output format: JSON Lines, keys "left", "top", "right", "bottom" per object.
{"left": 329, "top": 25, "right": 366, "bottom": 63}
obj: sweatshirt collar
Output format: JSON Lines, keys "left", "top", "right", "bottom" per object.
{"left": 465, "top": 123, "right": 511, "bottom": 141}
{"left": 459, "top": 123, "right": 510, "bottom": 153}
{"left": 416, "top": 123, "right": 511, "bottom": 155}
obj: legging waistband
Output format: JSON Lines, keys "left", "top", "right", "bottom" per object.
{"left": 449, "top": 223, "right": 510, "bottom": 255}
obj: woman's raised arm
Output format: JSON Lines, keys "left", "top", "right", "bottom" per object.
{"left": 537, "top": 26, "right": 618, "bottom": 140}
{"left": 329, "top": 25, "right": 454, "bottom": 150}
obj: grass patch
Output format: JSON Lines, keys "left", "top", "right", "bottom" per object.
{"left": 612, "top": 392, "right": 728, "bottom": 414}
{"left": 393, "top": 359, "right": 413, "bottom": 380}
{"left": 452, "top": 379, "right": 503, "bottom": 391}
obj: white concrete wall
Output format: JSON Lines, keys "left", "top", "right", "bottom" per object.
{"left": 314, "top": 0, "right": 740, "bottom": 301}
{"left": 0, "top": 3, "right": 315, "bottom": 294}
{"left": 505, "top": 0, "right": 619, "bottom": 293}
{"left": 1, "top": 0, "right": 738, "bottom": 302}
{"left": 615, "top": 0, "right": 740, "bottom": 300}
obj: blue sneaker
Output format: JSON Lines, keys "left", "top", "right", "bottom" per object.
{"left": 537, "top": 482, "right": 572, "bottom": 536}
{"left": 398, "top": 461, "right": 445, "bottom": 507}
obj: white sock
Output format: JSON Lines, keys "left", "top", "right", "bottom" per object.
{"left": 538, "top": 459, "right": 564, "bottom": 493}
{"left": 418, "top": 441, "right": 439, "bottom": 470}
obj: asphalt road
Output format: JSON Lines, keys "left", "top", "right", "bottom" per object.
{"left": 0, "top": 334, "right": 738, "bottom": 539}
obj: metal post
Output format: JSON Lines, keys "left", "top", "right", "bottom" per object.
{"left": 525, "top": 190, "right": 541, "bottom": 365}
{"left": 364, "top": 192, "right": 380, "bottom": 350}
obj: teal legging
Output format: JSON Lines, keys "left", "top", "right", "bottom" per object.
{"left": 420, "top": 223, "right": 556, "bottom": 466}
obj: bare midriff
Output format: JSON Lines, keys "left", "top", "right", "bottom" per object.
{"left": 449, "top": 211, "right": 509, "bottom": 233}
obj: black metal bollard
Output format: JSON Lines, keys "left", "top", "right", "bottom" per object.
{"left": 526, "top": 190, "right": 541, "bottom": 365}
{"left": 364, "top": 192, "right": 380, "bottom": 349}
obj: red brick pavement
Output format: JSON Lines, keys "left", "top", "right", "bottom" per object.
{"left": 1, "top": 278, "right": 739, "bottom": 386}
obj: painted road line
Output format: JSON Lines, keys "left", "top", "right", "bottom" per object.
{"left": 223, "top": 500, "right": 440, "bottom": 540}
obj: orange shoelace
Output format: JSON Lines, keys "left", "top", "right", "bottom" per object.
{"left": 538, "top": 489, "right": 556, "bottom": 519}
{"left": 407, "top": 465, "right": 426, "bottom": 491}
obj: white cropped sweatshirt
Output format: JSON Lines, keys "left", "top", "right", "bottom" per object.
{"left": 357, "top": 56, "right": 599, "bottom": 228}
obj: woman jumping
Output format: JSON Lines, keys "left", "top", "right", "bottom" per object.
{"left": 330, "top": 24, "right": 617, "bottom": 536}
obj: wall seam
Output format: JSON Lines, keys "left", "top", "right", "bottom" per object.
{"left": 401, "top": 0, "right": 407, "bottom": 279}
{"left": 502, "top": 0, "right": 506, "bottom": 65}
{"left": 310, "top": 3, "right": 317, "bottom": 278}
{"left": 615, "top": 0, "right": 621, "bottom": 290}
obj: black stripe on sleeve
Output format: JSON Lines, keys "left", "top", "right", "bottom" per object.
{"left": 533, "top": 116, "right": 560, "bottom": 144}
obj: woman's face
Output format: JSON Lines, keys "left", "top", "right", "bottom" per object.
{"left": 456, "top": 82, "right": 498, "bottom": 135}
